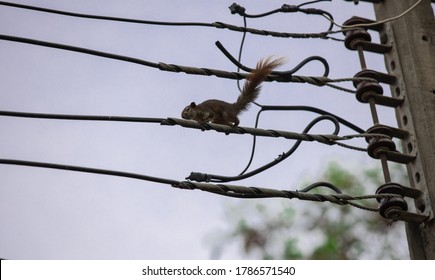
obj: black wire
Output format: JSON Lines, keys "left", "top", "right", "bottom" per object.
{"left": 0, "top": 34, "right": 303, "bottom": 83}
{"left": 0, "top": 34, "right": 339, "bottom": 87}
{"left": 0, "top": 1, "right": 214, "bottom": 27}
{"left": 229, "top": 1, "right": 334, "bottom": 31}
{"left": 0, "top": 158, "right": 385, "bottom": 215}
{"left": 0, "top": 161, "right": 338, "bottom": 202}
{"left": 0, "top": 1, "right": 337, "bottom": 39}
{"left": 0, "top": 34, "right": 159, "bottom": 68}
{"left": 0, "top": 110, "right": 164, "bottom": 123}
{"left": 0, "top": 160, "right": 371, "bottom": 210}
{"left": 0, "top": 34, "right": 251, "bottom": 82}
{"left": 0, "top": 159, "right": 179, "bottom": 185}
{"left": 0, "top": 1, "right": 382, "bottom": 210}
{"left": 187, "top": 115, "right": 340, "bottom": 183}
{"left": 238, "top": 105, "right": 364, "bottom": 175}
{"left": 236, "top": 16, "right": 247, "bottom": 93}
{"left": 238, "top": 8, "right": 282, "bottom": 19}
{"left": 229, "top": 5, "right": 334, "bottom": 177}
{"left": 298, "top": 0, "right": 332, "bottom": 8}
{"left": 0, "top": 110, "right": 367, "bottom": 142}
{"left": 0, "top": 1, "right": 354, "bottom": 186}
{"left": 215, "top": 41, "right": 330, "bottom": 77}
{"left": 260, "top": 105, "right": 364, "bottom": 133}
{"left": 298, "top": 181, "right": 342, "bottom": 193}
{"left": 238, "top": 107, "right": 263, "bottom": 175}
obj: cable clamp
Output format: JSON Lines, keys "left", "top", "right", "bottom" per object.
{"left": 228, "top": 3, "right": 246, "bottom": 15}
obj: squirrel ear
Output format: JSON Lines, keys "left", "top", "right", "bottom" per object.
{"left": 190, "top": 102, "right": 197, "bottom": 107}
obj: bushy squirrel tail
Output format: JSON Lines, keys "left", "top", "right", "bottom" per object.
{"left": 234, "top": 57, "right": 285, "bottom": 113}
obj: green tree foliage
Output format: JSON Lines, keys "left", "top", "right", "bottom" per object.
{"left": 210, "top": 161, "right": 409, "bottom": 259}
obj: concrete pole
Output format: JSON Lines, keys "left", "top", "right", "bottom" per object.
{"left": 373, "top": 0, "right": 435, "bottom": 259}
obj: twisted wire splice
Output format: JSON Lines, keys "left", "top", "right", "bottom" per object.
{"left": 161, "top": 117, "right": 388, "bottom": 149}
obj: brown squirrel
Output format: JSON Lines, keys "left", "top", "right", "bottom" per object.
{"left": 181, "top": 57, "right": 284, "bottom": 126}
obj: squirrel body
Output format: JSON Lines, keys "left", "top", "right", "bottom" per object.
{"left": 181, "top": 57, "right": 284, "bottom": 126}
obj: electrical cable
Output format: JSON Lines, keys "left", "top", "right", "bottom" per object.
{"left": 0, "top": 1, "right": 214, "bottom": 27}
{"left": 0, "top": 34, "right": 374, "bottom": 91}
{"left": 0, "top": 33, "right": 160, "bottom": 68}
{"left": 0, "top": 111, "right": 383, "bottom": 146}
{"left": 0, "top": 159, "right": 178, "bottom": 185}
{"left": 0, "top": 109, "right": 386, "bottom": 199}
{"left": 0, "top": 1, "right": 338, "bottom": 40}
{"left": 0, "top": 110, "right": 164, "bottom": 123}
{"left": 238, "top": 105, "right": 365, "bottom": 175}
{"left": 183, "top": 111, "right": 384, "bottom": 183}
{"left": 228, "top": 4, "right": 347, "bottom": 177}
{"left": 260, "top": 105, "right": 365, "bottom": 133}
{"left": 186, "top": 115, "right": 341, "bottom": 183}
{"left": 298, "top": 0, "right": 332, "bottom": 8}
{"left": 215, "top": 41, "right": 330, "bottom": 77}
{"left": 0, "top": 158, "right": 397, "bottom": 212}
{"left": 229, "top": 1, "right": 334, "bottom": 31}
{"left": 236, "top": 16, "right": 247, "bottom": 93}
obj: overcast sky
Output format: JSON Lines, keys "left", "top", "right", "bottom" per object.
{"left": 0, "top": 0, "right": 409, "bottom": 259}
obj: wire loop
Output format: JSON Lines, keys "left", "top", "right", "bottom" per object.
{"left": 215, "top": 41, "right": 330, "bottom": 77}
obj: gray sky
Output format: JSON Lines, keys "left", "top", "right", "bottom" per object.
{"left": 0, "top": 0, "right": 404, "bottom": 259}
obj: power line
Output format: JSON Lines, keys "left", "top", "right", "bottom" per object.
{"left": 0, "top": 1, "right": 340, "bottom": 40}
{"left": 0, "top": 107, "right": 372, "bottom": 185}
{"left": 0, "top": 158, "right": 399, "bottom": 212}
{"left": 0, "top": 110, "right": 386, "bottom": 148}
{"left": 215, "top": 40, "right": 330, "bottom": 77}
{"left": 259, "top": 105, "right": 365, "bottom": 133}
{"left": 184, "top": 114, "right": 374, "bottom": 184}
{"left": 0, "top": 109, "right": 381, "bottom": 185}
{"left": 0, "top": 110, "right": 163, "bottom": 124}
{"left": 0, "top": 1, "right": 214, "bottom": 27}
{"left": 0, "top": 159, "right": 178, "bottom": 185}
{"left": 229, "top": 1, "right": 335, "bottom": 31}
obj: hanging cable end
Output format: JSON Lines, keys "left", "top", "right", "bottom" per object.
{"left": 229, "top": 3, "right": 246, "bottom": 16}
{"left": 186, "top": 172, "right": 211, "bottom": 182}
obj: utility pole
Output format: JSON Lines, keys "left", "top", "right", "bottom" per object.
{"left": 372, "top": 0, "right": 435, "bottom": 259}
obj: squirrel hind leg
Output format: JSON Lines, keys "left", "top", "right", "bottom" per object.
{"left": 225, "top": 113, "right": 239, "bottom": 127}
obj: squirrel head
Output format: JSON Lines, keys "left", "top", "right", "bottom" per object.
{"left": 181, "top": 102, "right": 197, "bottom": 119}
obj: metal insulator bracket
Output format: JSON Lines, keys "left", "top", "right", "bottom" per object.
{"left": 343, "top": 16, "right": 391, "bottom": 53}
{"left": 378, "top": 150, "right": 416, "bottom": 164}
{"left": 365, "top": 94, "right": 403, "bottom": 107}
{"left": 367, "top": 139, "right": 415, "bottom": 164}
{"left": 350, "top": 40, "right": 392, "bottom": 54}
{"left": 376, "top": 183, "right": 431, "bottom": 223}
{"left": 385, "top": 208, "right": 429, "bottom": 224}
{"left": 365, "top": 123, "right": 415, "bottom": 164}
